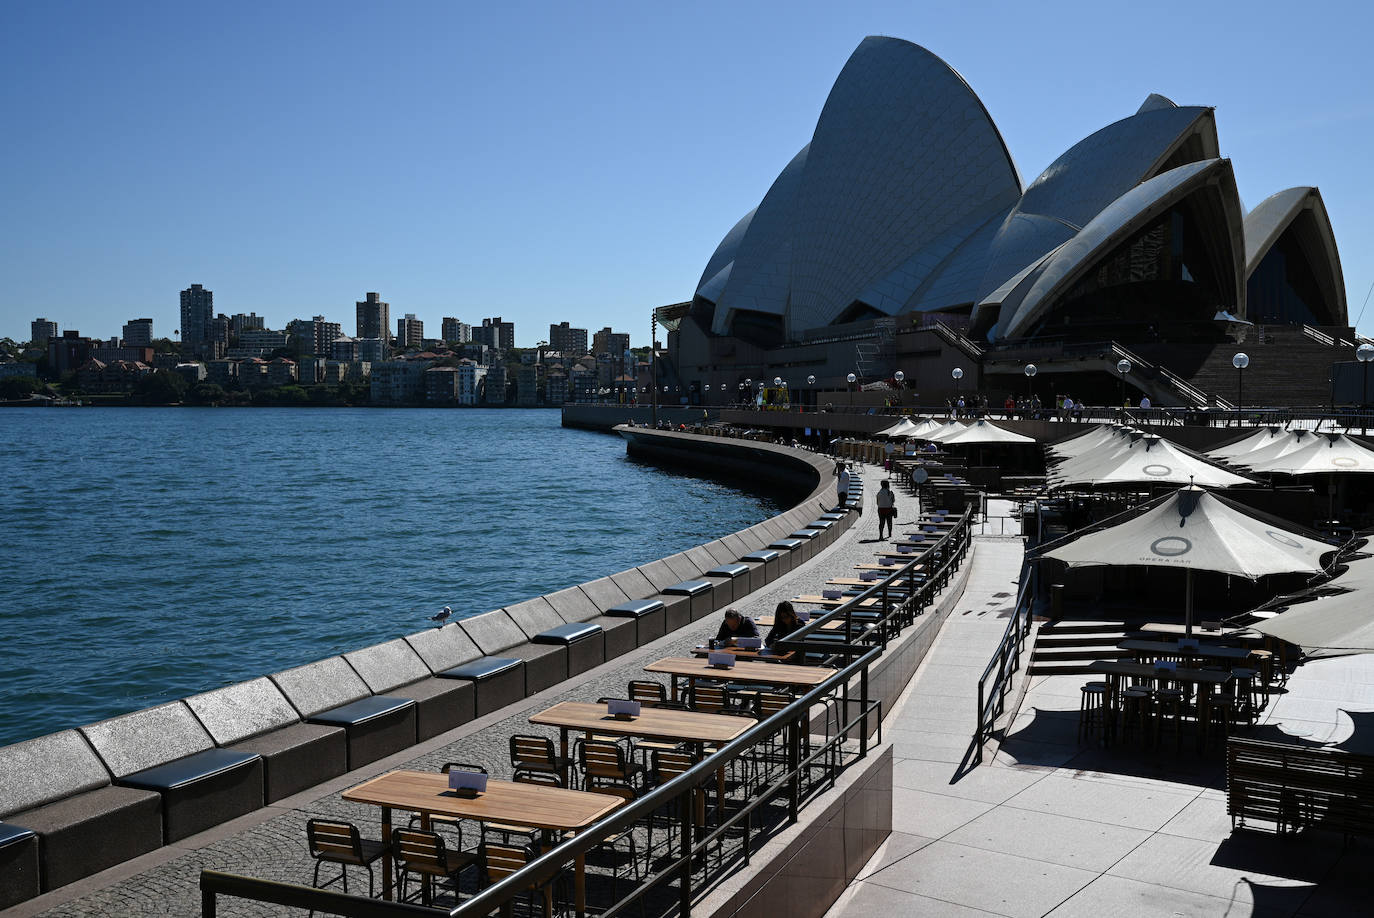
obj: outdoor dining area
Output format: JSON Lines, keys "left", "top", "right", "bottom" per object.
{"left": 296, "top": 649, "right": 850, "bottom": 916}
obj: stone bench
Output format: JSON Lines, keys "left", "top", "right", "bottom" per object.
{"left": 767, "top": 539, "right": 805, "bottom": 575}
{"left": 461, "top": 610, "right": 567, "bottom": 696}
{"left": 185, "top": 678, "right": 346, "bottom": 804}
{"left": 818, "top": 512, "right": 848, "bottom": 521}
{"left": 662, "top": 579, "right": 717, "bottom": 621}
{"left": 740, "top": 549, "right": 782, "bottom": 587}
{"left": 0, "top": 822, "right": 39, "bottom": 909}
{"left": 600, "top": 599, "right": 667, "bottom": 648}
{"left": 0, "top": 730, "right": 162, "bottom": 894}
{"left": 436, "top": 657, "right": 526, "bottom": 716}
{"left": 543, "top": 585, "right": 640, "bottom": 659}
{"left": 345, "top": 640, "right": 475, "bottom": 742}
{"left": 270, "top": 657, "right": 416, "bottom": 771}
{"left": 81, "top": 703, "right": 264, "bottom": 844}
{"left": 703, "top": 563, "right": 752, "bottom": 604}
{"left": 532, "top": 622, "right": 606, "bottom": 678}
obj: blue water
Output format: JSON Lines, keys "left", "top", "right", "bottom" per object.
{"left": 0, "top": 408, "right": 785, "bottom": 747}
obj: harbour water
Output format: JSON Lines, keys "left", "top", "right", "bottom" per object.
{"left": 0, "top": 407, "right": 786, "bottom": 747}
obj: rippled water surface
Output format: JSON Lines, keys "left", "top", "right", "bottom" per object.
{"left": 0, "top": 408, "right": 785, "bottom": 746}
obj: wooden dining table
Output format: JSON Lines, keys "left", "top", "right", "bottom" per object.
{"left": 756, "top": 613, "right": 845, "bottom": 632}
{"left": 342, "top": 770, "right": 622, "bottom": 914}
{"left": 644, "top": 656, "right": 836, "bottom": 701}
{"left": 1117, "top": 639, "right": 1254, "bottom": 663}
{"left": 690, "top": 644, "right": 798, "bottom": 661}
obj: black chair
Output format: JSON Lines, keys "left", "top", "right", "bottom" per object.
{"left": 305, "top": 818, "right": 385, "bottom": 911}
{"left": 627, "top": 680, "right": 667, "bottom": 707}
{"left": 578, "top": 739, "right": 644, "bottom": 794}
{"left": 510, "top": 735, "right": 573, "bottom": 786}
{"left": 409, "top": 763, "right": 487, "bottom": 847}
{"left": 480, "top": 841, "right": 564, "bottom": 918}
{"left": 392, "top": 827, "right": 479, "bottom": 907}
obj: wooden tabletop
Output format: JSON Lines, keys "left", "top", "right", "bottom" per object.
{"left": 756, "top": 614, "right": 844, "bottom": 632}
{"left": 1087, "top": 659, "right": 1233, "bottom": 685}
{"left": 793, "top": 594, "right": 882, "bottom": 608}
{"left": 1117, "top": 639, "right": 1252, "bottom": 661}
{"left": 343, "top": 771, "right": 621, "bottom": 831}
{"left": 530, "top": 701, "right": 755, "bottom": 744}
{"left": 1138, "top": 622, "right": 1245, "bottom": 638}
{"left": 691, "top": 645, "right": 797, "bottom": 661}
{"left": 645, "top": 656, "right": 837, "bottom": 688}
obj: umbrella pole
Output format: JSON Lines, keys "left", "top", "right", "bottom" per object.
{"left": 1185, "top": 568, "right": 1194, "bottom": 637}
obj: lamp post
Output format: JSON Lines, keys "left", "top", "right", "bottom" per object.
{"left": 847, "top": 372, "right": 857, "bottom": 407}
{"left": 807, "top": 374, "right": 816, "bottom": 412}
{"left": 1024, "top": 364, "right": 1037, "bottom": 418}
{"left": 1116, "top": 358, "right": 1132, "bottom": 415}
{"left": 1232, "top": 352, "right": 1249, "bottom": 426}
{"left": 893, "top": 369, "right": 904, "bottom": 407}
{"left": 1358, "top": 343, "right": 1374, "bottom": 435}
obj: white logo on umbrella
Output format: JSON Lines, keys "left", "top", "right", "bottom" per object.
{"left": 1142, "top": 464, "right": 1173, "bottom": 477}
{"left": 1265, "top": 531, "right": 1303, "bottom": 549}
{"left": 1150, "top": 536, "right": 1192, "bottom": 557}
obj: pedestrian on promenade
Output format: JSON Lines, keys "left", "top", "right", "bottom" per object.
{"left": 836, "top": 461, "right": 850, "bottom": 508}
{"left": 875, "top": 479, "right": 897, "bottom": 539}
{"left": 765, "top": 601, "right": 803, "bottom": 649}
{"left": 714, "top": 609, "right": 759, "bottom": 646}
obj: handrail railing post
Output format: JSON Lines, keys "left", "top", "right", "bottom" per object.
{"left": 788, "top": 715, "right": 801, "bottom": 822}
{"left": 202, "top": 887, "right": 216, "bottom": 918}
{"left": 679, "top": 791, "right": 694, "bottom": 918}
{"left": 860, "top": 664, "right": 870, "bottom": 758}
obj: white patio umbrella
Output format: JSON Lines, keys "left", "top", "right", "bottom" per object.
{"left": 1046, "top": 425, "right": 1127, "bottom": 462}
{"left": 934, "top": 419, "right": 1036, "bottom": 445}
{"left": 1222, "top": 429, "right": 1316, "bottom": 470}
{"left": 1205, "top": 427, "right": 1292, "bottom": 463}
{"left": 1048, "top": 434, "right": 1254, "bottom": 490}
{"left": 1240, "top": 433, "right": 1374, "bottom": 476}
{"left": 921, "top": 420, "right": 972, "bottom": 443}
{"left": 875, "top": 416, "right": 919, "bottom": 438}
{"left": 1037, "top": 485, "right": 1337, "bottom": 633}
{"left": 1250, "top": 556, "right": 1374, "bottom": 657}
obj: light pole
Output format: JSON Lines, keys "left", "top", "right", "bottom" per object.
{"left": 1116, "top": 358, "right": 1132, "bottom": 414}
{"left": 893, "top": 369, "right": 904, "bottom": 407}
{"left": 807, "top": 374, "right": 815, "bottom": 412}
{"left": 951, "top": 367, "right": 963, "bottom": 414}
{"left": 1358, "top": 343, "right": 1374, "bottom": 435}
{"left": 1232, "top": 352, "right": 1249, "bottom": 426}
{"left": 1024, "top": 364, "right": 1037, "bottom": 418}
{"left": 847, "top": 372, "right": 857, "bottom": 407}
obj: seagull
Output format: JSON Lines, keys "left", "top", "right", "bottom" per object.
{"left": 431, "top": 606, "right": 452, "bottom": 626}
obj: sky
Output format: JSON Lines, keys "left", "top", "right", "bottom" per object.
{"left": 2, "top": 0, "right": 1372, "bottom": 347}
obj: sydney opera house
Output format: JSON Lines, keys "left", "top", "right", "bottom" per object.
{"left": 658, "top": 37, "right": 1358, "bottom": 408}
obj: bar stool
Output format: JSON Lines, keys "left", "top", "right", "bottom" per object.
{"left": 1119, "top": 687, "right": 1154, "bottom": 747}
{"left": 1230, "top": 667, "right": 1261, "bottom": 725}
{"left": 1153, "top": 688, "right": 1186, "bottom": 751}
{"left": 1200, "top": 691, "right": 1237, "bottom": 748}
{"left": 1249, "top": 648, "right": 1275, "bottom": 687}
{"left": 1078, "top": 682, "right": 1110, "bottom": 745}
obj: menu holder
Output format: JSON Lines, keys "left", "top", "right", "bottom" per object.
{"left": 880, "top": 558, "right": 897, "bottom": 566}
{"left": 707, "top": 652, "right": 736, "bottom": 669}
{"left": 736, "top": 636, "right": 762, "bottom": 649}
{"left": 607, "top": 699, "right": 641, "bottom": 720}
{"left": 446, "top": 770, "right": 488, "bottom": 798}
{"left": 822, "top": 589, "right": 843, "bottom": 600}
{"left": 795, "top": 610, "right": 811, "bottom": 622}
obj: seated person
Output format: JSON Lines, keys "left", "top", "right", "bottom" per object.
{"left": 765, "top": 601, "right": 802, "bottom": 649}
{"left": 714, "top": 608, "right": 759, "bottom": 645}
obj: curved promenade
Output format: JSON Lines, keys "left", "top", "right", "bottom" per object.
{"left": 0, "top": 431, "right": 855, "bottom": 914}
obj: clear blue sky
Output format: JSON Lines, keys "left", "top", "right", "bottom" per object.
{"left": 3, "top": 0, "right": 1371, "bottom": 346}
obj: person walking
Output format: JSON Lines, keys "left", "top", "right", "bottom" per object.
{"left": 836, "top": 461, "right": 850, "bottom": 509}
{"left": 875, "top": 479, "right": 897, "bottom": 539}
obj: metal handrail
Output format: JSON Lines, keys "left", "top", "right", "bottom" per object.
{"left": 973, "top": 569, "right": 1036, "bottom": 764}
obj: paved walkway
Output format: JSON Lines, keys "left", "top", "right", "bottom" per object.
{"left": 8, "top": 462, "right": 902, "bottom": 917}
{"left": 828, "top": 514, "right": 1374, "bottom": 918}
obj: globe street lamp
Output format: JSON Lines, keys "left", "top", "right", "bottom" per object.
{"left": 847, "top": 372, "right": 857, "bottom": 407}
{"left": 1024, "top": 364, "right": 1037, "bottom": 415}
{"left": 1232, "top": 352, "right": 1249, "bottom": 425}
{"left": 1357, "top": 343, "right": 1374, "bottom": 434}
{"left": 894, "top": 369, "right": 905, "bottom": 406}
{"left": 1116, "top": 358, "right": 1132, "bottom": 413}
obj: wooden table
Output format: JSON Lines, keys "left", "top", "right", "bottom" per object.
{"left": 1138, "top": 622, "right": 1246, "bottom": 638}
{"left": 690, "top": 644, "right": 798, "bottom": 661}
{"left": 343, "top": 770, "right": 621, "bottom": 912}
{"left": 530, "top": 701, "right": 755, "bottom": 810}
{"left": 1117, "top": 639, "right": 1253, "bottom": 663}
{"left": 793, "top": 594, "right": 882, "bottom": 608}
{"left": 644, "top": 656, "right": 836, "bottom": 701}
{"left": 757, "top": 613, "right": 844, "bottom": 632}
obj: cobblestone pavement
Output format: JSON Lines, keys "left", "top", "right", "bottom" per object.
{"left": 18, "top": 462, "right": 922, "bottom": 917}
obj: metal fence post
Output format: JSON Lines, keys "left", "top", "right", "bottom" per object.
{"left": 679, "top": 791, "right": 694, "bottom": 918}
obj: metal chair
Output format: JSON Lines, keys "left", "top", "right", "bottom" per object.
{"left": 579, "top": 739, "right": 644, "bottom": 793}
{"left": 510, "top": 735, "right": 573, "bottom": 786}
{"left": 392, "top": 827, "right": 479, "bottom": 907}
{"left": 628, "top": 680, "right": 667, "bottom": 707}
{"left": 305, "top": 818, "right": 385, "bottom": 909}
{"left": 480, "top": 842, "right": 561, "bottom": 918}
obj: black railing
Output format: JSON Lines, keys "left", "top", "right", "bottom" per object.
{"left": 973, "top": 569, "right": 1036, "bottom": 764}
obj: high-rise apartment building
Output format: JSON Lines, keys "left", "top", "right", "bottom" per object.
{"left": 441, "top": 317, "right": 471, "bottom": 343}
{"left": 30, "top": 318, "right": 58, "bottom": 344}
{"left": 549, "top": 321, "right": 588, "bottom": 355}
{"left": 179, "top": 284, "right": 213, "bottom": 354}
{"left": 121, "top": 318, "right": 154, "bottom": 347}
{"left": 593, "top": 327, "right": 630, "bottom": 357}
{"left": 397, "top": 314, "right": 424, "bottom": 348}
{"left": 356, "top": 292, "right": 390, "bottom": 342}
{"left": 473, "top": 316, "right": 515, "bottom": 351}
{"left": 288, "top": 316, "right": 343, "bottom": 356}
{"left": 230, "top": 312, "right": 264, "bottom": 337}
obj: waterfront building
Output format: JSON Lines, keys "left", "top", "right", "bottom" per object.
{"left": 456, "top": 360, "right": 486, "bottom": 405}
{"left": 397, "top": 313, "right": 424, "bottom": 348}
{"left": 424, "top": 365, "right": 460, "bottom": 403}
{"left": 473, "top": 316, "right": 515, "bottom": 352}
{"left": 174, "top": 362, "right": 206, "bottom": 386}
{"left": 266, "top": 357, "right": 297, "bottom": 387}
{"left": 30, "top": 318, "right": 58, "bottom": 344}
{"left": 355, "top": 292, "right": 390, "bottom": 343}
{"left": 121, "top": 318, "right": 153, "bottom": 347}
{"left": 370, "top": 359, "right": 428, "bottom": 404}
{"left": 454, "top": 342, "right": 491, "bottom": 364}
{"left": 230, "top": 312, "right": 264, "bottom": 337}
{"left": 593, "top": 327, "right": 630, "bottom": 359}
{"left": 515, "top": 362, "right": 540, "bottom": 406}
{"left": 238, "top": 357, "right": 269, "bottom": 388}
{"left": 298, "top": 356, "right": 327, "bottom": 385}
{"left": 76, "top": 358, "right": 152, "bottom": 393}
{"left": 483, "top": 362, "right": 508, "bottom": 404}
{"left": 544, "top": 370, "right": 568, "bottom": 405}
{"left": 549, "top": 321, "right": 588, "bottom": 356}
{"left": 287, "top": 316, "right": 342, "bottom": 357}
{"left": 205, "top": 359, "right": 238, "bottom": 387}
{"left": 356, "top": 337, "right": 388, "bottom": 363}
{"left": 228, "top": 329, "right": 291, "bottom": 359}
{"left": 179, "top": 284, "right": 214, "bottom": 356}
{"left": 91, "top": 345, "right": 154, "bottom": 365}
{"left": 330, "top": 336, "right": 358, "bottom": 361}
{"left": 47, "top": 330, "right": 94, "bottom": 377}
{"left": 0, "top": 360, "right": 38, "bottom": 379}
{"left": 441, "top": 317, "right": 471, "bottom": 343}
{"left": 670, "top": 36, "right": 1352, "bottom": 408}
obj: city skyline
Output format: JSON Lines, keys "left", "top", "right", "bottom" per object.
{"left": 2, "top": 1, "right": 1371, "bottom": 343}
